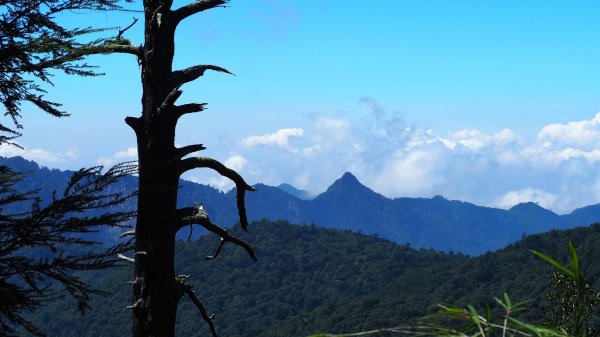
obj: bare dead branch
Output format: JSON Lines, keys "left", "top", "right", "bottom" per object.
{"left": 172, "top": 0, "right": 228, "bottom": 24}
{"left": 176, "top": 283, "right": 218, "bottom": 337}
{"left": 178, "top": 157, "right": 254, "bottom": 189}
{"left": 118, "top": 17, "right": 139, "bottom": 39}
{"left": 207, "top": 238, "right": 225, "bottom": 260}
{"left": 125, "top": 116, "right": 143, "bottom": 133}
{"left": 234, "top": 186, "right": 252, "bottom": 231}
{"left": 171, "top": 64, "right": 233, "bottom": 88}
{"left": 174, "top": 103, "right": 207, "bottom": 119}
{"left": 177, "top": 207, "right": 257, "bottom": 260}
{"left": 187, "top": 224, "right": 193, "bottom": 241}
{"left": 178, "top": 156, "right": 255, "bottom": 230}
{"left": 176, "top": 144, "right": 206, "bottom": 159}
{"left": 158, "top": 86, "right": 183, "bottom": 115}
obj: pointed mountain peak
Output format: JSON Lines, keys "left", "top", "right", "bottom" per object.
{"left": 509, "top": 202, "right": 558, "bottom": 216}
{"left": 320, "top": 172, "right": 374, "bottom": 196}
{"left": 338, "top": 172, "right": 360, "bottom": 185}
{"left": 510, "top": 201, "right": 546, "bottom": 211}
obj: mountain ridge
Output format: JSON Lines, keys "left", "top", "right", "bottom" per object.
{"left": 3, "top": 156, "right": 600, "bottom": 255}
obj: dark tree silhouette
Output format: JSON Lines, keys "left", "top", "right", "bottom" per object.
{"left": 0, "top": 1, "right": 140, "bottom": 335}
{"left": 0, "top": 163, "right": 137, "bottom": 336}
{"left": 1, "top": 0, "right": 254, "bottom": 336}
{"left": 127, "top": 1, "right": 255, "bottom": 336}
{"left": 103, "top": 1, "right": 256, "bottom": 336}
{"left": 0, "top": 0, "right": 137, "bottom": 142}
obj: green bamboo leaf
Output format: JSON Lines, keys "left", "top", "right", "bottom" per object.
{"left": 494, "top": 297, "right": 508, "bottom": 310}
{"left": 504, "top": 293, "right": 512, "bottom": 309}
{"left": 508, "top": 317, "right": 569, "bottom": 337}
{"left": 532, "top": 250, "right": 575, "bottom": 279}
{"left": 569, "top": 241, "right": 580, "bottom": 277}
{"left": 443, "top": 307, "right": 466, "bottom": 314}
{"left": 439, "top": 305, "right": 469, "bottom": 317}
{"left": 468, "top": 305, "right": 482, "bottom": 325}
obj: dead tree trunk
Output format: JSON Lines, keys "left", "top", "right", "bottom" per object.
{"left": 121, "top": 1, "right": 256, "bottom": 336}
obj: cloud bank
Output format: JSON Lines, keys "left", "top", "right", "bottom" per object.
{"left": 232, "top": 100, "right": 600, "bottom": 214}
{"left": 6, "top": 99, "right": 600, "bottom": 214}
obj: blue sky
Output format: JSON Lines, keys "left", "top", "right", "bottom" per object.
{"left": 5, "top": 0, "right": 600, "bottom": 213}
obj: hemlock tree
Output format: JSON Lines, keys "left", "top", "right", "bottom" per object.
{"left": 108, "top": 0, "right": 256, "bottom": 336}
{"left": 0, "top": 163, "right": 137, "bottom": 337}
{"left": 0, "top": 1, "right": 139, "bottom": 335}
{"left": 0, "top": 0, "right": 137, "bottom": 142}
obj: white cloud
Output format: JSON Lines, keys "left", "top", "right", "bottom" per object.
{"left": 443, "top": 128, "right": 521, "bottom": 152}
{"left": 495, "top": 188, "right": 558, "bottom": 210}
{"left": 0, "top": 143, "right": 78, "bottom": 167}
{"left": 224, "top": 154, "right": 248, "bottom": 171}
{"left": 494, "top": 128, "right": 522, "bottom": 145}
{"left": 96, "top": 146, "right": 138, "bottom": 167}
{"left": 240, "top": 128, "right": 304, "bottom": 150}
{"left": 537, "top": 112, "right": 600, "bottom": 149}
{"left": 372, "top": 149, "right": 445, "bottom": 196}
{"left": 313, "top": 115, "right": 350, "bottom": 131}
{"left": 523, "top": 113, "right": 600, "bottom": 167}
{"left": 114, "top": 147, "right": 138, "bottom": 160}
{"left": 9, "top": 100, "right": 600, "bottom": 215}
{"left": 230, "top": 102, "right": 600, "bottom": 213}
{"left": 186, "top": 154, "right": 250, "bottom": 192}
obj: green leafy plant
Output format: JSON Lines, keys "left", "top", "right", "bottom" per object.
{"left": 423, "top": 294, "right": 568, "bottom": 337}
{"left": 304, "top": 295, "right": 566, "bottom": 337}
{"left": 533, "top": 242, "right": 600, "bottom": 337}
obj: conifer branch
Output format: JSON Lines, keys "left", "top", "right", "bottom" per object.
{"left": 102, "top": 44, "right": 143, "bottom": 57}
{"left": 26, "top": 43, "right": 142, "bottom": 71}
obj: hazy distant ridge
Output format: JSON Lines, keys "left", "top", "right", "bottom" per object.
{"left": 3, "top": 156, "right": 600, "bottom": 255}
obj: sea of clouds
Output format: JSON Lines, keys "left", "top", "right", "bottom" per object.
{"left": 4, "top": 98, "right": 600, "bottom": 214}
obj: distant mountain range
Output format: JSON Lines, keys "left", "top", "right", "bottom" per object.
{"left": 3, "top": 156, "right": 600, "bottom": 255}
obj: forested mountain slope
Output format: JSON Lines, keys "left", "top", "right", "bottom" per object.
{"left": 25, "top": 220, "right": 463, "bottom": 337}
{"left": 262, "top": 224, "right": 600, "bottom": 337}
{"left": 24, "top": 221, "right": 600, "bottom": 337}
